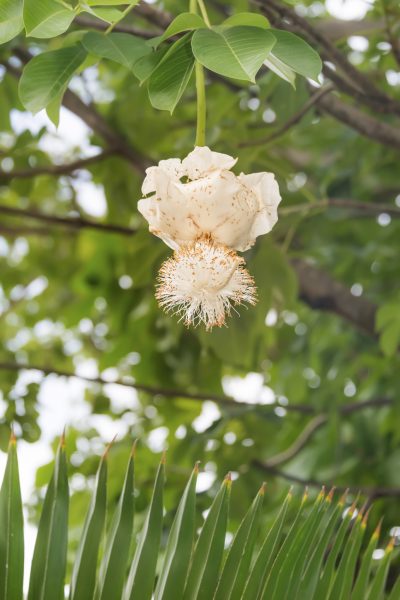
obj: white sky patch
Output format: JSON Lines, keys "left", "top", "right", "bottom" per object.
{"left": 223, "top": 372, "right": 275, "bottom": 405}
{"left": 347, "top": 36, "right": 369, "bottom": 52}
{"left": 192, "top": 401, "right": 221, "bottom": 433}
{"left": 73, "top": 179, "right": 108, "bottom": 218}
{"left": 326, "top": 0, "right": 372, "bottom": 20}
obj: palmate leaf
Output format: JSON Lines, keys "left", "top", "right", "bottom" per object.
{"left": 0, "top": 433, "right": 24, "bottom": 600}
{"left": 269, "top": 29, "right": 322, "bottom": 82}
{"left": 154, "top": 463, "right": 198, "bottom": 600}
{"left": 183, "top": 474, "right": 231, "bottom": 600}
{"left": 123, "top": 457, "right": 165, "bottom": 600}
{"left": 82, "top": 32, "right": 151, "bottom": 71}
{"left": 96, "top": 448, "right": 135, "bottom": 600}
{"left": 192, "top": 26, "right": 276, "bottom": 82}
{"left": 0, "top": 0, "right": 23, "bottom": 45}
{"left": 148, "top": 33, "right": 195, "bottom": 113}
{"left": 69, "top": 449, "right": 108, "bottom": 600}
{"left": 23, "top": 0, "right": 75, "bottom": 38}
{"left": 214, "top": 483, "right": 265, "bottom": 600}
{"left": 0, "top": 442, "right": 398, "bottom": 600}
{"left": 27, "top": 436, "right": 69, "bottom": 600}
{"left": 19, "top": 45, "right": 87, "bottom": 114}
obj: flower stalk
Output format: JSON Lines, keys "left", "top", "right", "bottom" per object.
{"left": 190, "top": 0, "right": 209, "bottom": 147}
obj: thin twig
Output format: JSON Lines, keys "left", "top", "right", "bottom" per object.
{"left": 0, "top": 205, "right": 136, "bottom": 236}
{"left": 253, "top": 460, "right": 400, "bottom": 499}
{"left": 0, "top": 360, "right": 393, "bottom": 416}
{"left": 74, "top": 15, "right": 160, "bottom": 39}
{"left": 0, "top": 151, "right": 116, "bottom": 180}
{"left": 239, "top": 86, "right": 333, "bottom": 147}
{"left": 263, "top": 415, "right": 327, "bottom": 467}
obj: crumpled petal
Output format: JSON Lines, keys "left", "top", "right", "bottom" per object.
{"left": 238, "top": 172, "right": 281, "bottom": 243}
{"left": 181, "top": 146, "right": 237, "bottom": 179}
{"left": 138, "top": 146, "right": 281, "bottom": 252}
{"left": 141, "top": 158, "right": 183, "bottom": 195}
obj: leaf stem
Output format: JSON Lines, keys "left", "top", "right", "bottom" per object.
{"left": 190, "top": 0, "right": 208, "bottom": 146}
{"left": 195, "top": 62, "right": 206, "bottom": 146}
{"left": 105, "top": 1, "right": 138, "bottom": 35}
{"left": 197, "top": 0, "right": 211, "bottom": 27}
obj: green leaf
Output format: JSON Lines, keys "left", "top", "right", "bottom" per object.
{"left": 28, "top": 439, "right": 69, "bottom": 600}
{"left": 192, "top": 26, "right": 276, "bottom": 82}
{"left": 388, "top": 575, "right": 400, "bottom": 600}
{"left": 260, "top": 493, "right": 307, "bottom": 599}
{"left": 271, "top": 489, "right": 328, "bottom": 600}
{"left": 19, "top": 45, "right": 87, "bottom": 114}
{"left": 124, "top": 458, "right": 165, "bottom": 600}
{"left": 183, "top": 474, "right": 231, "bottom": 600}
{"left": 154, "top": 464, "right": 198, "bottom": 600}
{"left": 0, "top": 0, "right": 23, "bottom": 44}
{"left": 215, "top": 483, "right": 265, "bottom": 600}
{"left": 366, "top": 540, "right": 394, "bottom": 600}
{"left": 269, "top": 29, "right": 322, "bottom": 81}
{"left": 82, "top": 31, "right": 151, "bottom": 71}
{"left": 327, "top": 512, "right": 366, "bottom": 600}
{"left": 96, "top": 451, "right": 135, "bottom": 600}
{"left": 223, "top": 12, "right": 270, "bottom": 29}
{"left": 242, "top": 490, "right": 291, "bottom": 600}
{"left": 314, "top": 499, "right": 355, "bottom": 599}
{"left": 148, "top": 33, "right": 195, "bottom": 113}
{"left": 351, "top": 522, "right": 381, "bottom": 600}
{"left": 23, "top": 0, "right": 75, "bottom": 38}
{"left": 83, "top": 6, "right": 123, "bottom": 23}
{"left": 296, "top": 492, "right": 343, "bottom": 599}
{"left": 46, "top": 89, "right": 65, "bottom": 127}
{"left": 0, "top": 434, "right": 24, "bottom": 600}
{"left": 264, "top": 53, "right": 296, "bottom": 87}
{"left": 131, "top": 47, "right": 167, "bottom": 83}
{"left": 150, "top": 13, "right": 206, "bottom": 48}
{"left": 69, "top": 452, "right": 108, "bottom": 600}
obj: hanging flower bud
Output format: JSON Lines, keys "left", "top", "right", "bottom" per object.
{"left": 156, "top": 238, "right": 257, "bottom": 330}
{"left": 138, "top": 146, "right": 281, "bottom": 252}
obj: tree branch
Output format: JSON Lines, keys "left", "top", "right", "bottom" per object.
{"left": 0, "top": 361, "right": 392, "bottom": 416}
{"left": 74, "top": 15, "right": 161, "bottom": 39}
{"left": 0, "top": 205, "right": 136, "bottom": 236}
{"left": 239, "top": 85, "right": 334, "bottom": 147}
{"left": 262, "top": 395, "right": 395, "bottom": 468}
{"left": 7, "top": 50, "right": 149, "bottom": 174}
{"left": 291, "top": 258, "right": 377, "bottom": 336}
{"left": 0, "top": 151, "right": 116, "bottom": 180}
{"left": 263, "top": 415, "right": 327, "bottom": 467}
{"left": 315, "top": 91, "right": 400, "bottom": 150}
{"left": 0, "top": 203, "right": 385, "bottom": 336}
{"left": 252, "top": 460, "right": 400, "bottom": 499}
{"left": 281, "top": 198, "right": 400, "bottom": 218}
{"left": 255, "top": 0, "right": 400, "bottom": 114}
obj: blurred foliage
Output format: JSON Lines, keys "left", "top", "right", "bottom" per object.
{"left": 0, "top": 0, "right": 400, "bottom": 583}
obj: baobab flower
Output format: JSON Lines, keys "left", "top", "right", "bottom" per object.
{"left": 138, "top": 147, "right": 281, "bottom": 329}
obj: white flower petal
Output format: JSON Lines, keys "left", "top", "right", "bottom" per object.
{"left": 181, "top": 146, "right": 237, "bottom": 179}
{"left": 138, "top": 147, "right": 281, "bottom": 252}
{"left": 141, "top": 158, "right": 183, "bottom": 195}
{"left": 239, "top": 172, "right": 282, "bottom": 242}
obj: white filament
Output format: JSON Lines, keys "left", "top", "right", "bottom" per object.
{"left": 156, "top": 238, "right": 257, "bottom": 330}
